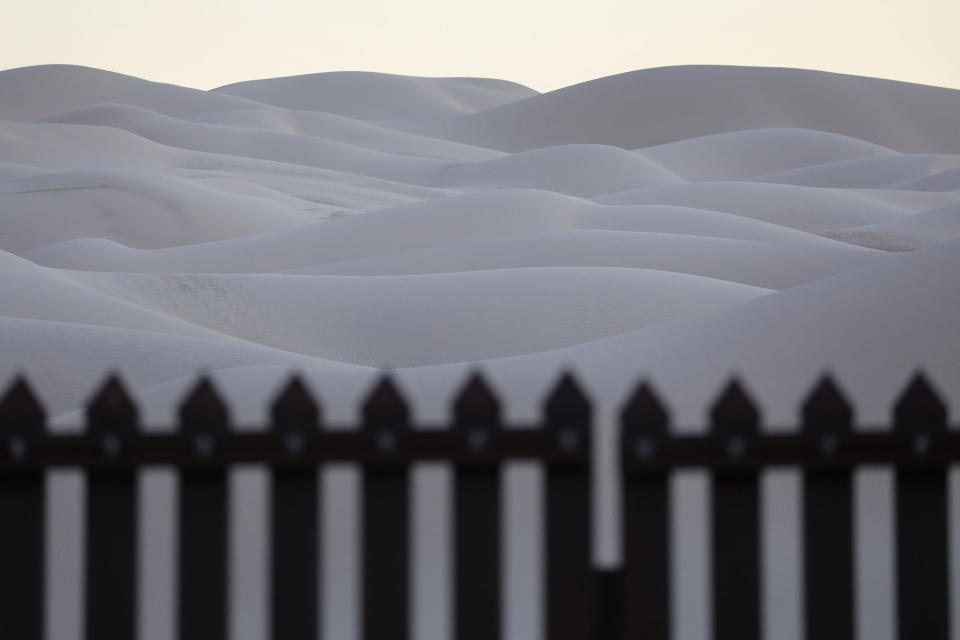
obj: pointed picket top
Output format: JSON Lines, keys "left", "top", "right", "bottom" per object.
{"left": 271, "top": 375, "right": 320, "bottom": 431}
{"left": 620, "top": 380, "right": 669, "bottom": 436}
{"left": 801, "top": 373, "right": 853, "bottom": 435}
{"left": 178, "top": 375, "right": 228, "bottom": 433}
{"left": 453, "top": 370, "right": 501, "bottom": 426}
{"left": 709, "top": 376, "right": 760, "bottom": 436}
{"left": 894, "top": 370, "right": 946, "bottom": 433}
{"left": 86, "top": 374, "right": 138, "bottom": 434}
{"left": 0, "top": 375, "right": 46, "bottom": 432}
{"left": 362, "top": 374, "right": 409, "bottom": 428}
{"left": 544, "top": 370, "right": 590, "bottom": 426}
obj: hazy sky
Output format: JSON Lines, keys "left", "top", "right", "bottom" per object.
{"left": 4, "top": 0, "right": 959, "bottom": 92}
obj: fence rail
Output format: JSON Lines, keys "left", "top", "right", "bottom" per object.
{"left": 0, "top": 370, "right": 954, "bottom": 640}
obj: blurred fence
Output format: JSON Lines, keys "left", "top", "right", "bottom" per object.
{"left": 0, "top": 370, "right": 954, "bottom": 640}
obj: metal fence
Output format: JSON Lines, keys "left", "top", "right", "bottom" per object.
{"left": 0, "top": 370, "right": 954, "bottom": 640}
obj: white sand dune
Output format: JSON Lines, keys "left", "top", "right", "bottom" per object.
{"left": 0, "top": 250, "right": 239, "bottom": 340}
{"left": 436, "top": 144, "right": 683, "bottom": 196}
{"left": 288, "top": 230, "right": 878, "bottom": 290}
{"left": 0, "top": 170, "right": 314, "bottom": 252}
{"left": 426, "top": 236, "right": 960, "bottom": 427}
{"left": 751, "top": 153, "right": 960, "bottom": 189}
{"left": 2, "top": 57, "right": 956, "bottom": 458}
{"left": 2, "top": 63, "right": 959, "bottom": 640}
{"left": 64, "top": 267, "right": 770, "bottom": 367}
{"left": 214, "top": 71, "right": 538, "bottom": 121}
{"left": 419, "top": 65, "right": 960, "bottom": 153}
{"left": 0, "top": 65, "right": 268, "bottom": 121}
{"left": 898, "top": 167, "right": 960, "bottom": 191}
{"left": 23, "top": 189, "right": 856, "bottom": 273}
{"left": 184, "top": 108, "right": 501, "bottom": 161}
{"left": 821, "top": 203, "right": 960, "bottom": 250}
{"left": 635, "top": 128, "right": 897, "bottom": 181}
{"left": 596, "top": 181, "right": 915, "bottom": 230}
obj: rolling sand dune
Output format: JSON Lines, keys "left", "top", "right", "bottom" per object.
{"left": 420, "top": 65, "right": 960, "bottom": 153}
{"left": 214, "top": 71, "right": 538, "bottom": 121}
{"left": 635, "top": 128, "right": 896, "bottom": 181}
{"left": 2, "top": 64, "right": 960, "bottom": 640}
{"left": 23, "top": 189, "right": 859, "bottom": 273}
{"left": 0, "top": 65, "right": 268, "bottom": 121}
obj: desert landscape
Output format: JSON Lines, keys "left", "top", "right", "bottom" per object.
{"left": 2, "top": 63, "right": 959, "bottom": 639}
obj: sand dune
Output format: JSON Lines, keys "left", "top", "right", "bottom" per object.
{"left": 751, "top": 153, "right": 960, "bottom": 189}
{"left": 419, "top": 65, "right": 960, "bottom": 153}
{"left": 288, "top": 230, "right": 878, "bottom": 290}
{"left": 64, "top": 267, "right": 769, "bottom": 367}
{"left": 214, "top": 71, "right": 538, "bottom": 121}
{"left": 597, "top": 181, "right": 913, "bottom": 230}
{"left": 436, "top": 144, "right": 683, "bottom": 196}
{"left": 821, "top": 203, "right": 960, "bottom": 250}
{"left": 23, "top": 189, "right": 856, "bottom": 273}
{"left": 0, "top": 170, "right": 311, "bottom": 251}
{"left": 2, "top": 62, "right": 956, "bottom": 425}
{"left": 635, "top": 128, "right": 896, "bottom": 181}
{"left": 0, "top": 65, "right": 267, "bottom": 121}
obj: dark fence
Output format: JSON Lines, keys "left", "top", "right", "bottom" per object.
{"left": 0, "top": 370, "right": 955, "bottom": 640}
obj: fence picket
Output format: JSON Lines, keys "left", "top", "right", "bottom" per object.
{"left": 178, "top": 377, "right": 229, "bottom": 640}
{"left": 710, "top": 379, "right": 761, "bottom": 640}
{"left": 362, "top": 375, "right": 410, "bottom": 640}
{"left": 802, "top": 374, "right": 854, "bottom": 640}
{"left": 620, "top": 381, "right": 670, "bottom": 640}
{"left": 84, "top": 375, "right": 138, "bottom": 640}
{"left": 270, "top": 376, "right": 321, "bottom": 640}
{"left": 544, "top": 372, "right": 592, "bottom": 640}
{"left": 453, "top": 372, "right": 502, "bottom": 640}
{"left": 893, "top": 372, "right": 949, "bottom": 640}
{"left": 0, "top": 377, "right": 45, "bottom": 640}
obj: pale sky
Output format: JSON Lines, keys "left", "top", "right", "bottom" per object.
{"left": 4, "top": 0, "right": 959, "bottom": 92}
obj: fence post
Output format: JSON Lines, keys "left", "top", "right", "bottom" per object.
{"left": 893, "top": 372, "right": 948, "bottom": 640}
{"left": 620, "top": 381, "right": 670, "bottom": 640}
{"left": 362, "top": 375, "right": 410, "bottom": 640}
{"left": 710, "top": 378, "right": 761, "bottom": 640}
{"left": 178, "top": 377, "right": 229, "bottom": 640}
{"left": 0, "top": 377, "right": 46, "bottom": 640}
{"left": 801, "top": 374, "right": 854, "bottom": 640}
{"left": 544, "top": 372, "right": 592, "bottom": 640}
{"left": 452, "top": 372, "right": 502, "bottom": 640}
{"left": 84, "top": 375, "right": 139, "bottom": 640}
{"left": 270, "top": 376, "right": 321, "bottom": 640}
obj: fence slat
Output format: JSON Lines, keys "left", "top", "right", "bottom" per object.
{"left": 544, "top": 372, "right": 592, "bottom": 640}
{"left": 362, "top": 375, "right": 410, "bottom": 640}
{"left": 84, "top": 376, "right": 138, "bottom": 640}
{"left": 801, "top": 375, "right": 854, "bottom": 640}
{"left": 453, "top": 373, "right": 502, "bottom": 640}
{"left": 620, "top": 381, "right": 670, "bottom": 640}
{"left": 894, "top": 373, "right": 949, "bottom": 640}
{"left": 0, "top": 378, "right": 45, "bottom": 640}
{"left": 178, "top": 378, "right": 229, "bottom": 640}
{"left": 270, "top": 376, "right": 321, "bottom": 640}
{"left": 710, "top": 379, "right": 760, "bottom": 640}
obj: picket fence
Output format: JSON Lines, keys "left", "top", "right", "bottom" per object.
{"left": 0, "top": 370, "right": 954, "bottom": 640}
